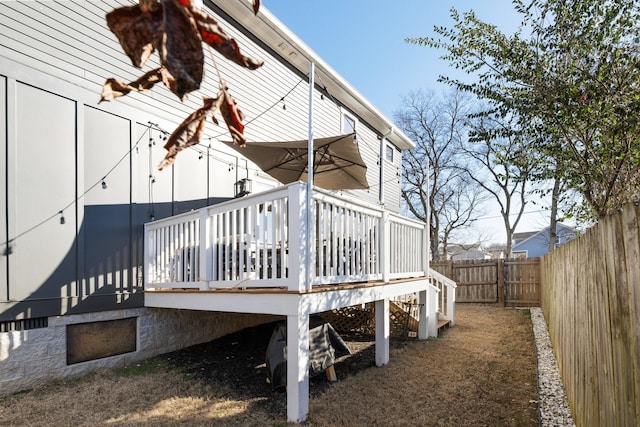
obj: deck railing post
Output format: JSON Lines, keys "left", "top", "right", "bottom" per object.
{"left": 288, "top": 183, "right": 306, "bottom": 291}
{"left": 198, "top": 209, "right": 210, "bottom": 288}
{"left": 144, "top": 223, "right": 153, "bottom": 289}
{"left": 423, "top": 222, "right": 429, "bottom": 276}
{"left": 380, "top": 211, "right": 391, "bottom": 282}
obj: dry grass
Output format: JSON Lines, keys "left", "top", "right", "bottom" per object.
{"left": 308, "top": 305, "right": 538, "bottom": 426}
{"left": 0, "top": 305, "right": 538, "bottom": 426}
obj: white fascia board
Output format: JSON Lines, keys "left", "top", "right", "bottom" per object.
{"left": 144, "top": 278, "right": 435, "bottom": 316}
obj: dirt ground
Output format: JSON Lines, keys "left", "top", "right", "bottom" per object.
{"left": 0, "top": 304, "right": 538, "bottom": 426}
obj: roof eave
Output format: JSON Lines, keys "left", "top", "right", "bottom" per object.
{"left": 211, "top": 0, "right": 415, "bottom": 151}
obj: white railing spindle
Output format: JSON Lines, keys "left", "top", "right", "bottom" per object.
{"left": 144, "top": 182, "right": 431, "bottom": 291}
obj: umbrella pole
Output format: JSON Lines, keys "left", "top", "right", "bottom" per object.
{"left": 306, "top": 61, "right": 314, "bottom": 291}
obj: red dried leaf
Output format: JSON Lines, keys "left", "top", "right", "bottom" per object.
{"left": 253, "top": 0, "right": 261, "bottom": 15}
{"left": 158, "top": 96, "right": 222, "bottom": 170}
{"left": 160, "top": 0, "right": 204, "bottom": 100}
{"left": 106, "top": 4, "right": 162, "bottom": 68}
{"left": 99, "top": 68, "right": 163, "bottom": 103}
{"left": 139, "top": 0, "right": 161, "bottom": 13}
{"left": 190, "top": 8, "right": 264, "bottom": 70}
{"left": 219, "top": 87, "right": 247, "bottom": 146}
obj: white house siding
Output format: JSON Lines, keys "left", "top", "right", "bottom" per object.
{"left": 383, "top": 143, "right": 402, "bottom": 211}
{"left": 0, "top": 76, "right": 6, "bottom": 303}
{"left": 512, "top": 224, "right": 578, "bottom": 258}
{"left": 0, "top": 0, "right": 406, "bottom": 394}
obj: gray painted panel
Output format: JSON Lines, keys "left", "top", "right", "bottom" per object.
{"left": 12, "top": 83, "right": 77, "bottom": 302}
{"left": 0, "top": 75, "right": 6, "bottom": 301}
{"left": 172, "top": 146, "right": 209, "bottom": 208}
{"left": 83, "top": 107, "right": 133, "bottom": 297}
{"left": 84, "top": 107, "right": 131, "bottom": 206}
{"left": 143, "top": 126, "right": 174, "bottom": 215}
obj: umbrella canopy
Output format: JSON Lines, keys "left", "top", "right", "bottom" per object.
{"left": 222, "top": 133, "right": 369, "bottom": 190}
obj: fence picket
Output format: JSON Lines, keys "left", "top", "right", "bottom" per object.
{"left": 541, "top": 203, "right": 640, "bottom": 426}
{"left": 430, "top": 258, "right": 541, "bottom": 306}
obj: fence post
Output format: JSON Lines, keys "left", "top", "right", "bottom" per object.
{"left": 497, "top": 259, "right": 505, "bottom": 306}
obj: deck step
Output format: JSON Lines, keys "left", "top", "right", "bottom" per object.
{"left": 438, "top": 318, "right": 451, "bottom": 332}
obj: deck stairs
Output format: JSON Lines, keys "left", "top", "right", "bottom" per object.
{"left": 389, "top": 301, "right": 451, "bottom": 338}
{"left": 319, "top": 300, "right": 451, "bottom": 338}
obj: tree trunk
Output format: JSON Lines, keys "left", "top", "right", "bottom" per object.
{"left": 548, "top": 177, "right": 560, "bottom": 253}
{"left": 430, "top": 226, "right": 440, "bottom": 261}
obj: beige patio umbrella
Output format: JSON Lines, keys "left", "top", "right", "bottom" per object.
{"left": 222, "top": 133, "right": 369, "bottom": 190}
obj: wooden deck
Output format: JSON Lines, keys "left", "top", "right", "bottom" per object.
{"left": 143, "top": 182, "right": 457, "bottom": 422}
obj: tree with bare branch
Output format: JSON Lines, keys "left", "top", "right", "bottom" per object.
{"left": 394, "top": 89, "right": 488, "bottom": 260}
{"left": 463, "top": 114, "right": 535, "bottom": 256}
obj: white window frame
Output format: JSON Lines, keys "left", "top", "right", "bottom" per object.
{"left": 341, "top": 109, "right": 357, "bottom": 135}
{"left": 385, "top": 143, "right": 395, "bottom": 163}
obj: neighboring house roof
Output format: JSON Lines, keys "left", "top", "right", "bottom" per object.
{"left": 217, "top": 0, "right": 415, "bottom": 151}
{"left": 484, "top": 244, "right": 507, "bottom": 259}
{"left": 512, "top": 223, "right": 579, "bottom": 257}
{"left": 513, "top": 231, "right": 536, "bottom": 241}
{"left": 451, "top": 249, "right": 491, "bottom": 261}
{"left": 446, "top": 243, "right": 491, "bottom": 260}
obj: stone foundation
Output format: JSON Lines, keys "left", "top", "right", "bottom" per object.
{"left": 0, "top": 308, "right": 279, "bottom": 395}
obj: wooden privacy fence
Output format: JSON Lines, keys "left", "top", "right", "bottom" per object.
{"left": 430, "top": 258, "right": 540, "bottom": 306}
{"left": 541, "top": 203, "right": 640, "bottom": 426}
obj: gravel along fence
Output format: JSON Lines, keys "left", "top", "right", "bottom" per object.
{"left": 530, "top": 307, "right": 575, "bottom": 427}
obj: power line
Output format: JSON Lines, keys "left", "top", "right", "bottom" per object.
{"left": 471, "top": 209, "right": 549, "bottom": 221}
{"left": 2, "top": 126, "right": 150, "bottom": 252}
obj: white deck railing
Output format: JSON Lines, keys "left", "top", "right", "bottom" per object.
{"left": 390, "top": 269, "right": 457, "bottom": 327}
{"left": 428, "top": 268, "right": 457, "bottom": 325}
{"left": 144, "top": 182, "right": 431, "bottom": 291}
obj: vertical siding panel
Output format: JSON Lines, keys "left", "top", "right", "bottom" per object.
{"left": 0, "top": 76, "right": 6, "bottom": 302}
{"left": 11, "top": 84, "right": 77, "bottom": 302}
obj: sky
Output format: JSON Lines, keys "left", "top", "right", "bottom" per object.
{"left": 264, "top": 1, "right": 554, "bottom": 246}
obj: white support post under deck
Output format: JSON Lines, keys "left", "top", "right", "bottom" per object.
{"left": 447, "top": 288, "right": 456, "bottom": 326}
{"left": 418, "top": 289, "right": 428, "bottom": 340}
{"left": 375, "top": 298, "right": 390, "bottom": 366}
{"left": 286, "top": 313, "right": 310, "bottom": 423}
{"left": 418, "top": 287, "right": 438, "bottom": 339}
{"left": 427, "top": 286, "right": 438, "bottom": 337}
